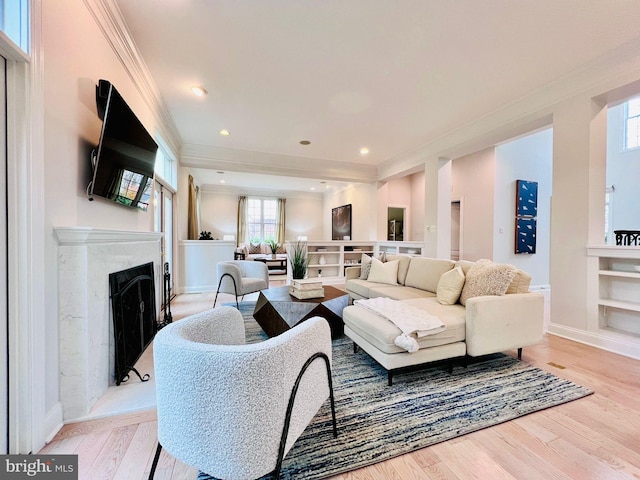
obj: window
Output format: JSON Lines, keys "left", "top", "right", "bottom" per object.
{"left": 247, "top": 198, "right": 277, "bottom": 241}
{"left": 624, "top": 98, "right": 640, "bottom": 150}
{"left": 154, "top": 135, "right": 177, "bottom": 189}
{"left": 0, "top": 0, "right": 30, "bottom": 53}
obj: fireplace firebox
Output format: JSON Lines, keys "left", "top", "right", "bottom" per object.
{"left": 109, "top": 262, "right": 157, "bottom": 385}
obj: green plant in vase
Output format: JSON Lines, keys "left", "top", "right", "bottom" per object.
{"left": 289, "top": 240, "right": 309, "bottom": 280}
{"left": 265, "top": 237, "right": 279, "bottom": 258}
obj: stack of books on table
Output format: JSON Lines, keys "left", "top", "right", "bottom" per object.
{"left": 289, "top": 279, "right": 325, "bottom": 299}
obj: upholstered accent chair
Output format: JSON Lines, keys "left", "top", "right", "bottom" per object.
{"left": 214, "top": 260, "right": 269, "bottom": 308}
{"left": 150, "top": 306, "right": 337, "bottom": 480}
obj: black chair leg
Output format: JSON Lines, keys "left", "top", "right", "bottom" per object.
{"left": 148, "top": 443, "right": 162, "bottom": 480}
{"left": 517, "top": 347, "right": 523, "bottom": 360}
{"left": 214, "top": 273, "right": 239, "bottom": 309}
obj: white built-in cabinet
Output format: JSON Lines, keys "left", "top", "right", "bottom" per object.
{"left": 288, "top": 241, "right": 425, "bottom": 284}
{"left": 588, "top": 246, "right": 640, "bottom": 338}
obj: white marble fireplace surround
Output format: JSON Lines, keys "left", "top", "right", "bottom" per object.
{"left": 55, "top": 227, "right": 163, "bottom": 422}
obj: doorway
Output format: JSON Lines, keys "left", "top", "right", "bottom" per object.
{"left": 387, "top": 207, "right": 405, "bottom": 241}
{"left": 0, "top": 55, "right": 8, "bottom": 453}
{"left": 451, "top": 200, "right": 461, "bottom": 261}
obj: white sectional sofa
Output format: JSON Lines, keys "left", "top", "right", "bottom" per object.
{"left": 343, "top": 255, "right": 544, "bottom": 385}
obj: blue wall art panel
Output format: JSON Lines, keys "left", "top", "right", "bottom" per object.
{"left": 516, "top": 180, "right": 538, "bottom": 217}
{"left": 515, "top": 179, "right": 538, "bottom": 254}
{"left": 516, "top": 217, "right": 537, "bottom": 254}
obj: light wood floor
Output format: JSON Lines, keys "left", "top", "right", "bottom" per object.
{"left": 40, "top": 287, "right": 640, "bottom": 480}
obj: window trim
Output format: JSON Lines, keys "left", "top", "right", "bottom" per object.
{"left": 623, "top": 98, "right": 640, "bottom": 151}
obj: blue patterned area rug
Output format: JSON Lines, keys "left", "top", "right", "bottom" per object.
{"left": 201, "top": 302, "right": 592, "bottom": 480}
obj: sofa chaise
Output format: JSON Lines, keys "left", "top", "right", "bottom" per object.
{"left": 343, "top": 255, "right": 544, "bottom": 385}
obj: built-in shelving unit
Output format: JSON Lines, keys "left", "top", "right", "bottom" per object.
{"left": 588, "top": 246, "right": 640, "bottom": 339}
{"left": 285, "top": 240, "right": 425, "bottom": 284}
{"left": 303, "top": 241, "right": 375, "bottom": 283}
{"left": 376, "top": 241, "right": 425, "bottom": 256}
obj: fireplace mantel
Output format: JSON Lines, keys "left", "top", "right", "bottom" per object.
{"left": 55, "top": 226, "right": 162, "bottom": 421}
{"left": 55, "top": 226, "right": 163, "bottom": 245}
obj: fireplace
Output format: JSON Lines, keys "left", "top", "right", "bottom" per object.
{"left": 109, "top": 262, "right": 157, "bottom": 386}
{"left": 55, "top": 227, "right": 163, "bottom": 421}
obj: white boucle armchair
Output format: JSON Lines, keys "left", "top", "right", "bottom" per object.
{"left": 149, "top": 306, "right": 337, "bottom": 480}
{"left": 214, "top": 260, "right": 269, "bottom": 308}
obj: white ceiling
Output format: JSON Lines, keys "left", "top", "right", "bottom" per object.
{"left": 115, "top": 0, "right": 640, "bottom": 191}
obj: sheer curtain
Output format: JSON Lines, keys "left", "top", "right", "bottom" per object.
{"left": 187, "top": 175, "right": 199, "bottom": 240}
{"left": 276, "top": 198, "right": 286, "bottom": 244}
{"left": 237, "top": 195, "right": 247, "bottom": 245}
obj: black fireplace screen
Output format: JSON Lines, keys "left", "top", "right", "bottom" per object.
{"left": 109, "top": 262, "right": 157, "bottom": 385}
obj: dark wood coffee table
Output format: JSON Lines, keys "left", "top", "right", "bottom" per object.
{"left": 253, "top": 285, "right": 348, "bottom": 339}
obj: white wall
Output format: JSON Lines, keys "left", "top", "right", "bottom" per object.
{"left": 410, "top": 171, "right": 425, "bottom": 242}
{"left": 606, "top": 103, "right": 640, "bottom": 237}
{"left": 494, "top": 128, "right": 553, "bottom": 286}
{"left": 325, "top": 183, "right": 378, "bottom": 241}
{"left": 451, "top": 148, "right": 495, "bottom": 260}
{"left": 41, "top": 1, "right": 173, "bottom": 434}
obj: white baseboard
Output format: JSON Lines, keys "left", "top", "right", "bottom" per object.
{"left": 547, "top": 323, "right": 640, "bottom": 360}
{"left": 43, "top": 402, "right": 64, "bottom": 445}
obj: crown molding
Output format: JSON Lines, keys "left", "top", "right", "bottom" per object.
{"left": 83, "top": 0, "right": 182, "bottom": 156}
{"left": 199, "top": 183, "right": 325, "bottom": 200}
{"left": 181, "top": 143, "right": 378, "bottom": 184}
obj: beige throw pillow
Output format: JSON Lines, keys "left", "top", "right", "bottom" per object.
{"left": 459, "top": 259, "right": 517, "bottom": 306}
{"left": 436, "top": 266, "right": 466, "bottom": 305}
{"left": 359, "top": 254, "right": 373, "bottom": 279}
{"left": 367, "top": 257, "right": 399, "bottom": 285}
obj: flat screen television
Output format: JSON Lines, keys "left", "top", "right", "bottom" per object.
{"left": 89, "top": 80, "right": 157, "bottom": 211}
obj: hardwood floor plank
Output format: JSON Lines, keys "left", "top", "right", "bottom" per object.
{"left": 429, "top": 439, "right": 517, "bottom": 480}
{"left": 73, "top": 429, "right": 112, "bottom": 479}
{"left": 83, "top": 425, "right": 138, "bottom": 480}
{"left": 385, "top": 454, "right": 432, "bottom": 479}
{"left": 113, "top": 421, "right": 158, "bottom": 480}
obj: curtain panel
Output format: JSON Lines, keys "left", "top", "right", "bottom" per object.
{"left": 187, "top": 175, "right": 199, "bottom": 240}
{"left": 237, "top": 195, "right": 247, "bottom": 245}
{"left": 276, "top": 198, "right": 286, "bottom": 244}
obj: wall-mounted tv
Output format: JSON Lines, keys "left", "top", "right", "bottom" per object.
{"left": 89, "top": 80, "right": 157, "bottom": 211}
{"left": 332, "top": 204, "right": 352, "bottom": 240}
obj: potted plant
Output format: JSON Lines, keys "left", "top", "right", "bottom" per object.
{"left": 288, "top": 240, "right": 309, "bottom": 280}
{"left": 265, "top": 237, "right": 279, "bottom": 259}
{"left": 199, "top": 231, "right": 213, "bottom": 240}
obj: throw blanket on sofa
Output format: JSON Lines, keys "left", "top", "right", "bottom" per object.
{"left": 354, "top": 297, "right": 445, "bottom": 353}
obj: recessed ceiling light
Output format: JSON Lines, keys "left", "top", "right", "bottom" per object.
{"left": 217, "top": 171, "right": 224, "bottom": 174}
{"left": 300, "top": 140, "right": 311, "bottom": 145}
{"left": 219, "top": 129, "right": 231, "bottom": 136}
{"left": 191, "top": 86, "right": 207, "bottom": 96}
{"left": 220, "top": 179, "right": 226, "bottom": 184}
{"left": 360, "top": 147, "right": 369, "bottom": 155}
{"left": 310, "top": 187, "right": 316, "bottom": 191}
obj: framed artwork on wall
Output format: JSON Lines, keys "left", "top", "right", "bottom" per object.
{"left": 515, "top": 179, "right": 538, "bottom": 254}
{"left": 516, "top": 180, "right": 538, "bottom": 217}
{"left": 515, "top": 216, "right": 537, "bottom": 254}
{"left": 332, "top": 204, "right": 352, "bottom": 240}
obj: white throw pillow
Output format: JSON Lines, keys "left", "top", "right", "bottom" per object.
{"left": 459, "top": 259, "right": 517, "bottom": 306}
{"left": 367, "top": 258, "right": 399, "bottom": 285}
{"left": 436, "top": 266, "right": 466, "bottom": 305}
{"left": 359, "top": 254, "right": 373, "bottom": 279}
